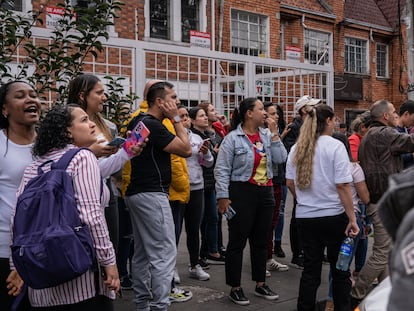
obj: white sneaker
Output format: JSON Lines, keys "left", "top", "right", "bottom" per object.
{"left": 189, "top": 264, "right": 210, "bottom": 281}
{"left": 266, "top": 269, "right": 271, "bottom": 277}
{"left": 266, "top": 258, "right": 289, "bottom": 272}
{"left": 173, "top": 267, "right": 181, "bottom": 284}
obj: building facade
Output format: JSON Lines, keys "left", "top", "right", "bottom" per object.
{"left": 2, "top": 0, "right": 412, "bottom": 125}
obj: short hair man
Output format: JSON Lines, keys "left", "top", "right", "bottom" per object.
{"left": 124, "top": 81, "right": 191, "bottom": 310}
{"left": 396, "top": 100, "right": 414, "bottom": 168}
{"left": 352, "top": 99, "right": 414, "bottom": 306}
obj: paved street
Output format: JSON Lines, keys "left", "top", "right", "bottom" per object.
{"left": 114, "top": 193, "right": 337, "bottom": 311}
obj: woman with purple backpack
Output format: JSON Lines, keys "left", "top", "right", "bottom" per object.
{"left": 12, "top": 104, "right": 120, "bottom": 310}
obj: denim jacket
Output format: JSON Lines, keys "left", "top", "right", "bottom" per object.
{"left": 214, "top": 124, "right": 287, "bottom": 199}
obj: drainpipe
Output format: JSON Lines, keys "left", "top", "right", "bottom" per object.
{"left": 218, "top": 0, "right": 224, "bottom": 51}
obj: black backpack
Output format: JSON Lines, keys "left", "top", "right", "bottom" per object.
{"left": 11, "top": 148, "right": 97, "bottom": 289}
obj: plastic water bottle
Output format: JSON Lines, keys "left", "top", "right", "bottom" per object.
{"left": 336, "top": 237, "right": 354, "bottom": 271}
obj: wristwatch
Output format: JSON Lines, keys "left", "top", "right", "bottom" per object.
{"left": 171, "top": 115, "right": 182, "bottom": 123}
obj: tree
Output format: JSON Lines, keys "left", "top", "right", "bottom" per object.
{"left": 0, "top": 0, "right": 137, "bottom": 123}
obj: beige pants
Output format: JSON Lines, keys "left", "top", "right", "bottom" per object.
{"left": 351, "top": 203, "right": 391, "bottom": 299}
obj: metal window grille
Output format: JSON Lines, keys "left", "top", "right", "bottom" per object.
{"left": 150, "top": 0, "right": 170, "bottom": 40}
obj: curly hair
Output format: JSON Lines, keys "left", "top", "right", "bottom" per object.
{"left": 293, "top": 104, "right": 334, "bottom": 189}
{"left": 32, "top": 105, "right": 79, "bottom": 157}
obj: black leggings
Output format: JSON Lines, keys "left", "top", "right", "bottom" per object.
{"left": 184, "top": 189, "right": 204, "bottom": 267}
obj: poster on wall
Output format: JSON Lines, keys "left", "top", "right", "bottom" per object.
{"left": 190, "top": 30, "right": 211, "bottom": 49}
{"left": 285, "top": 46, "right": 301, "bottom": 62}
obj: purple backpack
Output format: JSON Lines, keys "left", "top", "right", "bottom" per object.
{"left": 11, "top": 148, "right": 96, "bottom": 289}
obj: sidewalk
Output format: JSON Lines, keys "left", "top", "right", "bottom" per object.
{"left": 115, "top": 193, "right": 332, "bottom": 311}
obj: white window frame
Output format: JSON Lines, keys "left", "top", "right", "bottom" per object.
{"left": 344, "top": 37, "right": 369, "bottom": 74}
{"left": 230, "top": 9, "right": 268, "bottom": 57}
{"left": 304, "top": 29, "right": 331, "bottom": 66}
{"left": 376, "top": 43, "right": 388, "bottom": 78}
{"left": 144, "top": 0, "right": 207, "bottom": 43}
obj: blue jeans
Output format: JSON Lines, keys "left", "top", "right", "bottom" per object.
{"left": 200, "top": 190, "right": 218, "bottom": 256}
{"left": 274, "top": 185, "right": 287, "bottom": 242}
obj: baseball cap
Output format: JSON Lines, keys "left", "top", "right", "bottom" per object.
{"left": 295, "top": 95, "right": 321, "bottom": 112}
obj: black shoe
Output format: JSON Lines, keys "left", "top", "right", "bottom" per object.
{"left": 206, "top": 253, "right": 225, "bottom": 265}
{"left": 254, "top": 284, "right": 279, "bottom": 300}
{"left": 274, "top": 242, "right": 286, "bottom": 258}
{"left": 120, "top": 275, "right": 133, "bottom": 290}
{"left": 290, "top": 255, "right": 304, "bottom": 269}
{"left": 219, "top": 246, "right": 227, "bottom": 257}
{"left": 197, "top": 257, "right": 210, "bottom": 270}
{"left": 350, "top": 296, "right": 362, "bottom": 310}
{"left": 229, "top": 288, "right": 250, "bottom": 305}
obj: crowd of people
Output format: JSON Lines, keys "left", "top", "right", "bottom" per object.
{"left": 2, "top": 76, "right": 414, "bottom": 311}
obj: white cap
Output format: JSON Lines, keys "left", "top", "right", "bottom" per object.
{"left": 295, "top": 95, "right": 321, "bottom": 112}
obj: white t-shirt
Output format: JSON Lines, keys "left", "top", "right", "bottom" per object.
{"left": 286, "top": 135, "right": 352, "bottom": 218}
{"left": 350, "top": 162, "right": 365, "bottom": 213}
{"left": 0, "top": 131, "right": 34, "bottom": 258}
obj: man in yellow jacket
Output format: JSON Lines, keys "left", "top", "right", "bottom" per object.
{"left": 121, "top": 80, "right": 191, "bottom": 303}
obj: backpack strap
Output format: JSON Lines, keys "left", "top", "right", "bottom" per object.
{"left": 52, "top": 147, "right": 104, "bottom": 198}
{"left": 53, "top": 147, "right": 88, "bottom": 170}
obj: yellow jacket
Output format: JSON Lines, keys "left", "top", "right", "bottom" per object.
{"left": 121, "top": 100, "right": 190, "bottom": 204}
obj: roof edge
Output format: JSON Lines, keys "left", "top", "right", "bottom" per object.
{"left": 280, "top": 3, "right": 336, "bottom": 20}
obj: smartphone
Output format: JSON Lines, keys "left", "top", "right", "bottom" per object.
{"left": 107, "top": 137, "right": 126, "bottom": 147}
{"left": 132, "top": 121, "right": 150, "bottom": 143}
{"left": 123, "top": 121, "right": 150, "bottom": 157}
{"left": 223, "top": 206, "right": 236, "bottom": 220}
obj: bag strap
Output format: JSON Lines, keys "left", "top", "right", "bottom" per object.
{"left": 52, "top": 147, "right": 104, "bottom": 197}
{"left": 53, "top": 147, "right": 88, "bottom": 170}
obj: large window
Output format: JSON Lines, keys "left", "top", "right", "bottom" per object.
{"left": 304, "top": 29, "right": 330, "bottom": 65}
{"left": 148, "top": 0, "right": 202, "bottom": 42}
{"left": 150, "top": 0, "right": 170, "bottom": 40}
{"left": 345, "top": 37, "right": 368, "bottom": 74}
{"left": 182, "top": 0, "right": 199, "bottom": 43}
{"left": 231, "top": 10, "right": 267, "bottom": 57}
{"left": 376, "top": 43, "right": 388, "bottom": 78}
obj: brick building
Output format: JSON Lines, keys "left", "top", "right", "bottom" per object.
{"left": 3, "top": 0, "right": 412, "bottom": 125}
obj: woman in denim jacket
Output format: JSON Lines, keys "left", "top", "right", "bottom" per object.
{"left": 214, "top": 97, "right": 287, "bottom": 305}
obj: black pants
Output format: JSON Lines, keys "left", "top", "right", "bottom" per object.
{"left": 0, "top": 258, "right": 32, "bottom": 311}
{"left": 289, "top": 199, "right": 303, "bottom": 258}
{"left": 225, "top": 182, "right": 274, "bottom": 287}
{"left": 184, "top": 189, "right": 204, "bottom": 267}
{"left": 297, "top": 213, "right": 351, "bottom": 311}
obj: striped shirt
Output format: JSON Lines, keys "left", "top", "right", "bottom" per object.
{"left": 12, "top": 146, "right": 116, "bottom": 306}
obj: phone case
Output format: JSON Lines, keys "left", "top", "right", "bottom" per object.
{"left": 123, "top": 121, "right": 150, "bottom": 157}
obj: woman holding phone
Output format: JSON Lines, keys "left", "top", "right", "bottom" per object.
{"left": 182, "top": 106, "right": 214, "bottom": 281}
{"left": 215, "top": 98, "right": 287, "bottom": 305}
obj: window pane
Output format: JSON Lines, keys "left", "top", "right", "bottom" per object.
{"left": 150, "top": 0, "right": 170, "bottom": 40}
{"left": 304, "top": 29, "right": 330, "bottom": 65}
{"left": 345, "top": 37, "right": 367, "bottom": 74}
{"left": 1, "top": 0, "right": 22, "bottom": 11}
{"left": 376, "top": 44, "right": 387, "bottom": 77}
{"left": 182, "top": 0, "right": 199, "bottom": 43}
{"left": 231, "top": 9, "right": 267, "bottom": 56}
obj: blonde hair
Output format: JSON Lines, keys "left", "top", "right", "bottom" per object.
{"left": 293, "top": 104, "right": 334, "bottom": 189}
